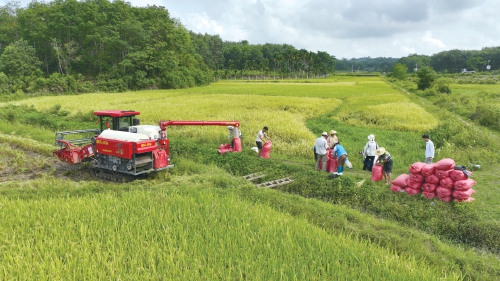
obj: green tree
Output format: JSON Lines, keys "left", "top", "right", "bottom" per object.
{"left": 398, "top": 54, "right": 431, "bottom": 73}
{"left": 416, "top": 66, "right": 435, "bottom": 90}
{"left": 0, "top": 2, "right": 20, "bottom": 51}
{"left": 0, "top": 39, "right": 41, "bottom": 78}
{"left": 433, "top": 77, "right": 452, "bottom": 94}
{"left": 466, "top": 56, "right": 486, "bottom": 71}
{"left": 392, "top": 63, "right": 408, "bottom": 80}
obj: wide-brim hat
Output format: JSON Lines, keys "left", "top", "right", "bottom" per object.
{"left": 322, "top": 131, "right": 328, "bottom": 136}
{"left": 329, "top": 130, "right": 337, "bottom": 135}
{"left": 376, "top": 147, "right": 386, "bottom": 156}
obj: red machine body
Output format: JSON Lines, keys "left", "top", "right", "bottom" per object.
{"left": 53, "top": 110, "right": 241, "bottom": 177}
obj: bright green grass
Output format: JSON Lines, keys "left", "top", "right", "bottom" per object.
{"left": 0, "top": 179, "right": 462, "bottom": 281}
{"left": 450, "top": 83, "right": 500, "bottom": 96}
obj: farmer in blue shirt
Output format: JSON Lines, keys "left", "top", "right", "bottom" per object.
{"left": 331, "top": 142, "right": 347, "bottom": 177}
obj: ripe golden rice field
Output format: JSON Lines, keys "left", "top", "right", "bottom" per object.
{"left": 9, "top": 76, "right": 438, "bottom": 157}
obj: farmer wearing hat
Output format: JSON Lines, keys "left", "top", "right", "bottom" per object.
{"left": 374, "top": 147, "right": 393, "bottom": 184}
{"left": 327, "top": 130, "right": 338, "bottom": 148}
{"left": 331, "top": 142, "right": 348, "bottom": 177}
{"left": 362, "top": 134, "right": 378, "bottom": 172}
{"left": 315, "top": 132, "right": 329, "bottom": 172}
{"left": 227, "top": 126, "right": 242, "bottom": 148}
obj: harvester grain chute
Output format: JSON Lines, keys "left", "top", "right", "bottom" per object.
{"left": 53, "top": 110, "right": 241, "bottom": 180}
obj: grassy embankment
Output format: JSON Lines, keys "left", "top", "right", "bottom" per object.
{"left": 1, "top": 75, "right": 499, "bottom": 280}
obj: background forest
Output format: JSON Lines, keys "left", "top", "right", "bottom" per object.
{"left": 0, "top": 0, "right": 499, "bottom": 98}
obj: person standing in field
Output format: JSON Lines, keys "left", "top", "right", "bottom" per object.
{"left": 227, "top": 126, "right": 242, "bottom": 148}
{"left": 327, "top": 130, "right": 338, "bottom": 148}
{"left": 315, "top": 132, "right": 329, "bottom": 172}
{"left": 255, "top": 126, "right": 271, "bottom": 154}
{"left": 374, "top": 147, "right": 393, "bottom": 184}
{"left": 331, "top": 142, "right": 348, "bottom": 177}
{"left": 363, "top": 134, "right": 378, "bottom": 172}
{"left": 422, "top": 134, "right": 434, "bottom": 164}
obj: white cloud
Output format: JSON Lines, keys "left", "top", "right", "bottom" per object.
{"left": 185, "top": 12, "right": 224, "bottom": 34}
{"left": 421, "top": 32, "right": 446, "bottom": 48}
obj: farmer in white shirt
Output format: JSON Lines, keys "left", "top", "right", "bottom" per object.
{"left": 315, "top": 132, "right": 329, "bottom": 172}
{"left": 422, "top": 134, "right": 435, "bottom": 164}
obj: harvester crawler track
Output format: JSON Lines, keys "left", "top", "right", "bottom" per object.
{"left": 90, "top": 168, "right": 139, "bottom": 182}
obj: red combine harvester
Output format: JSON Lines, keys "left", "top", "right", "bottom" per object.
{"left": 53, "top": 110, "right": 241, "bottom": 180}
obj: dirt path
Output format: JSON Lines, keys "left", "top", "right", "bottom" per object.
{"left": 0, "top": 147, "right": 93, "bottom": 185}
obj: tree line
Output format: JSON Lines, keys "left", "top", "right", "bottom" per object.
{"left": 400, "top": 48, "right": 499, "bottom": 73}
{"left": 335, "top": 57, "right": 399, "bottom": 73}
{"left": 336, "top": 46, "right": 499, "bottom": 74}
{"left": 0, "top": 0, "right": 335, "bottom": 97}
{"left": 190, "top": 34, "right": 336, "bottom": 78}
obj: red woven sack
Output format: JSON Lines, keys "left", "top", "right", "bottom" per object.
{"left": 435, "top": 169, "right": 452, "bottom": 179}
{"left": 407, "top": 180, "right": 423, "bottom": 190}
{"left": 371, "top": 164, "right": 384, "bottom": 182}
{"left": 422, "top": 182, "right": 438, "bottom": 192}
{"left": 452, "top": 188, "right": 475, "bottom": 200}
{"left": 260, "top": 140, "right": 272, "bottom": 158}
{"left": 390, "top": 184, "right": 404, "bottom": 193}
{"left": 392, "top": 174, "right": 410, "bottom": 187}
{"left": 425, "top": 174, "right": 440, "bottom": 184}
{"left": 422, "top": 191, "right": 436, "bottom": 199}
{"left": 421, "top": 164, "right": 436, "bottom": 177}
{"left": 327, "top": 155, "right": 338, "bottom": 173}
{"left": 409, "top": 162, "right": 426, "bottom": 174}
{"left": 439, "top": 196, "right": 452, "bottom": 202}
{"left": 410, "top": 173, "right": 424, "bottom": 183}
{"left": 434, "top": 158, "right": 455, "bottom": 170}
{"left": 449, "top": 170, "right": 472, "bottom": 181}
{"left": 439, "top": 177, "right": 454, "bottom": 189}
{"left": 436, "top": 186, "right": 452, "bottom": 197}
{"left": 217, "top": 143, "right": 233, "bottom": 154}
{"left": 405, "top": 187, "right": 420, "bottom": 196}
{"left": 453, "top": 179, "right": 476, "bottom": 191}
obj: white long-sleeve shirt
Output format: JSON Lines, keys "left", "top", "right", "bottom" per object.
{"left": 425, "top": 140, "right": 435, "bottom": 158}
{"left": 364, "top": 140, "right": 378, "bottom": 156}
{"left": 315, "top": 137, "right": 328, "bottom": 155}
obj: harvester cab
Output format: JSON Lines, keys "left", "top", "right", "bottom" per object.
{"left": 94, "top": 110, "right": 141, "bottom": 132}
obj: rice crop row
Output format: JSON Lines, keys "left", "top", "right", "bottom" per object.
{"left": 8, "top": 93, "right": 341, "bottom": 157}
{"left": 0, "top": 181, "right": 461, "bottom": 280}
{"left": 6, "top": 77, "right": 437, "bottom": 157}
{"left": 0, "top": 133, "right": 54, "bottom": 155}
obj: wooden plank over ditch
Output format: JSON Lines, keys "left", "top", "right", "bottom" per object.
{"left": 255, "top": 177, "right": 293, "bottom": 188}
{"left": 242, "top": 172, "right": 266, "bottom": 181}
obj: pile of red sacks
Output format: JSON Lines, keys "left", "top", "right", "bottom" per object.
{"left": 390, "top": 158, "right": 475, "bottom": 202}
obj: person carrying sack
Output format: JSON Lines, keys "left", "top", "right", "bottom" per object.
{"left": 374, "top": 147, "right": 393, "bottom": 184}
{"left": 331, "top": 142, "right": 348, "bottom": 177}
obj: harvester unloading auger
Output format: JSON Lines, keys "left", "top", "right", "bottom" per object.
{"left": 53, "top": 110, "right": 241, "bottom": 181}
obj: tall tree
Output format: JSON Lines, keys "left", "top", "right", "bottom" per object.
{"left": 0, "top": 39, "right": 41, "bottom": 78}
{"left": 0, "top": 2, "right": 20, "bottom": 52}
{"left": 392, "top": 63, "right": 408, "bottom": 80}
{"left": 416, "top": 66, "right": 436, "bottom": 91}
